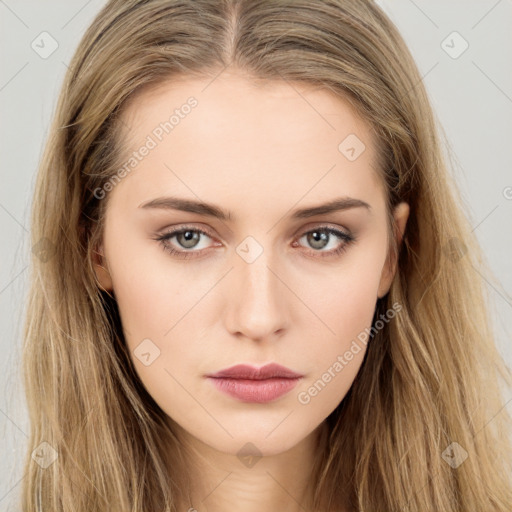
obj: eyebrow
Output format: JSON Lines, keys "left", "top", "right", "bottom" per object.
{"left": 138, "top": 196, "right": 372, "bottom": 221}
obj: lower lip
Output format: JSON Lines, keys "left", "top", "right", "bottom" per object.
{"left": 207, "top": 377, "right": 301, "bottom": 403}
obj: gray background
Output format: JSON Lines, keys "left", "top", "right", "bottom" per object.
{"left": 1, "top": 1, "right": 511, "bottom": 509}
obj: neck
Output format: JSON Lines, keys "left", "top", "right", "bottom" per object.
{"left": 168, "top": 421, "right": 329, "bottom": 512}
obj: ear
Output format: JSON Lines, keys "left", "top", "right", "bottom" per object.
{"left": 377, "top": 202, "right": 409, "bottom": 299}
{"left": 92, "top": 242, "right": 114, "bottom": 292}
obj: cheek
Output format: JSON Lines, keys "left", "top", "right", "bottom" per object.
{"left": 300, "top": 232, "right": 385, "bottom": 346}
{"left": 108, "top": 250, "right": 205, "bottom": 409}
{"left": 106, "top": 228, "right": 190, "bottom": 340}
{"left": 106, "top": 236, "right": 219, "bottom": 400}
{"left": 294, "top": 245, "right": 385, "bottom": 410}
{"left": 111, "top": 264, "right": 171, "bottom": 339}
{"left": 325, "top": 259, "right": 382, "bottom": 338}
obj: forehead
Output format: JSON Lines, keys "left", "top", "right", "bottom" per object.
{"left": 111, "top": 72, "right": 385, "bottom": 214}
{"left": 121, "top": 72, "right": 376, "bottom": 146}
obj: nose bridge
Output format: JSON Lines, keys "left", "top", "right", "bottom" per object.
{"left": 225, "top": 241, "right": 287, "bottom": 341}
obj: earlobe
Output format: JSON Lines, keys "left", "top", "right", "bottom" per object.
{"left": 92, "top": 243, "right": 114, "bottom": 292}
{"left": 377, "top": 202, "right": 410, "bottom": 299}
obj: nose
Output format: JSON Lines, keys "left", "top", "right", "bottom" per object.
{"left": 223, "top": 250, "right": 289, "bottom": 343}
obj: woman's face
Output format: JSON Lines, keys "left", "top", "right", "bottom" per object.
{"left": 94, "top": 71, "right": 409, "bottom": 456}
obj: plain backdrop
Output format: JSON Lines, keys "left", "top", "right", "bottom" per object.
{"left": 1, "top": 1, "right": 511, "bottom": 509}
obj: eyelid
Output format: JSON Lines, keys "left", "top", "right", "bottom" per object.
{"left": 292, "top": 221, "right": 351, "bottom": 237}
{"left": 157, "top": 221, "right": 351, "bottom": 242}
{"left": 155, "top": 221, "right": 355, "bottom": 257}
{"left": 155, "top": 224, "right": 221, "bottom": 251}
{"left": 158, "top": 223, "right": 217, "bottom": 240}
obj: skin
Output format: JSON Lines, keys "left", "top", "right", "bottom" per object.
{"left": 93, "top": 69, "right": 409, "bottom": 512}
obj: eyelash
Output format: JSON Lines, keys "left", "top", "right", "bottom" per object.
{"left": 153, "top": 224, "right": 356, "bottom": 260}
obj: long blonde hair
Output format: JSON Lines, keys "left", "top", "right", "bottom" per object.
{"left": 21, "top": 0, "right": 512, "bottom": 510}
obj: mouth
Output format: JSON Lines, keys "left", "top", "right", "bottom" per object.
{"left": 205, "top": 363, "right": 303, "bottom": 403}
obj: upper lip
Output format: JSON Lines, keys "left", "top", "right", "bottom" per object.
{"left": 206, "top": 363, "right": 303, "bottom": 380}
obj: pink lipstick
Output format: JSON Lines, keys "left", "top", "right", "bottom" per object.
{"left": 206, "top": 363, "right": 303, "bottom": 403}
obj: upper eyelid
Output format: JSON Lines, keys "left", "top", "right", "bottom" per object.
{"left": 291, "top": 222, "right": 351, "bottom": 239}
{"left": 161, "top": 225, "right": 215, "bottom": 241}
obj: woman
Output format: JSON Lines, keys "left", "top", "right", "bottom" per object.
{"left": 21, "top": 0, "right": 512, "bottom": 510}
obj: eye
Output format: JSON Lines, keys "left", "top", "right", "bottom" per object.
{"left": 293, "top": 226, "right": 356, "bottom": 258}
{"left": 154, "top": 225, "right": 217, "bottom": 260}
{"left": 153, "top": 224, "right": 356, "bottom": 260}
